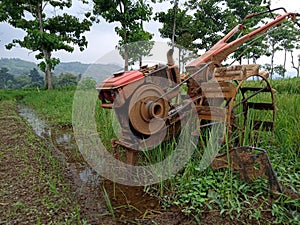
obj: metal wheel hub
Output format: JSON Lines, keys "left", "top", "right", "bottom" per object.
{"left": 129, "top": 84, "right": 169, "bottom": 136}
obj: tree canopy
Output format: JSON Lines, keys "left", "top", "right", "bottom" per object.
{"left": 93, "top": 0, "right": 154, "bottom": 70}
{"left": 0, "top": 67, "right": 14, "bottom": 89}
{"left": 1, "top": 0, "right": 299, "bottom": 79}
{"left": 0, "top": 0, "right": 92, "bottom": 89}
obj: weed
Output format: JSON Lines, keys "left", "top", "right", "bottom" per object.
{"left": 103, "top": 186, "right": 116, "bottom": 222}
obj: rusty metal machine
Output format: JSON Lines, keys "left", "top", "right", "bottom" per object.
{"left": 97, "top": 8, "right": 299, "bottom": 192}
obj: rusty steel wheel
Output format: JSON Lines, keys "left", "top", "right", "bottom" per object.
{"left": 128, "top": 83, "right": 169, "bottom": 136}
{"left": 230, "top": 74, "right": 276, "bottom": 145}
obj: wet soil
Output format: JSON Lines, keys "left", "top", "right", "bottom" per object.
{"left": 0, "top": 101, "right": 89, "bottom": 224}
{"left": 3, "top": 101, "right": 289, "bottom": 224}
{"left": 1, "top": 101, "right": 194, "bottom": 224}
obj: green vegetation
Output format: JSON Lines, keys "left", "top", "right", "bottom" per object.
{"left": 0, "top": 100, "right": 88, "bottom": 224}
{"left": 22, "top": 88, "right": 76, "bottom": 126}
{"left": 0, "top": 58, "right": 121, "bottom": 78}
{"left": 0, "top": 58, "right": 122, "bottom": 90}
{"left": 93, "top": 0, "right": 154, "bottom": 71}
{"left": 1, "top": 1, "right": 300, "bottom": 223}
{"left": 2, "top": 1, "right": 299, "bottom": 84}
{"left": 271, "top": 77, "right": 300, "bottom": 94}
{"left": 1, "top": 77, "right": 299, "bottom": 224}
{"left": 150, "top": 79, "right": 300, "bottom": 224}
{"left": 0, "top": 58, "right": 39, "bottom": 76}
{"left": 0, "top": 0, "right": 93, "bottom": 89}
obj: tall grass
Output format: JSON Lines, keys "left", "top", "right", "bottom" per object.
{"left": 148, "top": 78, "right": 300, "bottom": 223}
{"left": 21, "top": 88, "right": 76, "bottom": 126}
{"left": 271, "top": 77, "right": 300, "bottom": 94}
{"left": 1, "top": 77, "right": 299, "bottom": 224}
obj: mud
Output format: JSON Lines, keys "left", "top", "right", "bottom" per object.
{"left": 17, "top": 104, "right": 191, "bottom": 224}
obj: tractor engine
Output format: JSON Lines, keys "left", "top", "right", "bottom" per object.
{"left": 97, "top": 63, "right": 182, "bottom": 157}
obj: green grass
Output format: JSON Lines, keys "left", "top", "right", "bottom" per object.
{"left": 147, "top": 78, "right": 300, "bottom": 224}
{"left": 0, "top": 89, "right": 29, "bottom": 101}
{"left": 0, "top": 88, "right": 76, "bottom": 127}
{"left": 271, "top": 77, "right": 300, "bottom": 94}
{"left": 0, "top": 100, "right": 88, "bottom": 224}
{"left": 21, "top": 88, "right": 76, "bottom": 126}
{"left": 1, "top": 77, "right": 299, "bottom": 224}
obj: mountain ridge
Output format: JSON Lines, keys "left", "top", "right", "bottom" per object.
{"left": 0, "top": 58, "right": 122, "bottom": 80}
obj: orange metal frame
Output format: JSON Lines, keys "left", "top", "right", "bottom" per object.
{"left": 187, "top": 11, "right": 300, "bottom": 68}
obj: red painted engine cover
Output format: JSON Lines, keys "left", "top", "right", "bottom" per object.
{"left": 97, "top": 70, "right": 144, "bottom": 90}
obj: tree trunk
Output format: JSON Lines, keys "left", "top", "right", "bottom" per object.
{"left": 124, "top": 44, "right": 129, "bottom": 71}
{"left": 290, "top": 51, "right": 300, "bottom": 78}
{"left": 37, "top": 2, "right": 53, "bottom": 89}
{"left": 298, "top": 57, "right": 300, "bottom": 78}
{"left": 139, "top": 55, "right": 142, "bottom": 68}
{"left": 283, "top": 49, "right": 287, "bottom": 78}
{"left": 171, "top": 0, "right": 178, "bottom": 50}
{"left": 270, "top": 42, "right": 275, "bottom": 80}
{"left": 44, "top": 51, "right": 53, "bottom": 89}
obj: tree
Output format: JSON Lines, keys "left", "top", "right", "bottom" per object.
{"left": 93, "top": 0, "right": 154, "bottom": 71}
{"left": 226, "top": 0, "right": 270, "bottom": 64}
{"left": 77, "top": 77, "right": 97, "bottom": 90}
{"left": 274, "top": 65, "right": 286, "bottom": 79}
{"left": 264, "top": 25, "right": 287, "bottom": 78}
{"left": 280, "top": 21, "right": 300, "bottom": 77}
{"left": 56, "top": 73, "right": 78, "bottom": 88}
{"left": 155, "top": 0, "right": 271, "bottom": 66}
{"left": 29, "top": 68, "right": 44, "bottom": 87}
{"left": 291, "top": 54, "right": 300, "bottom": 77}
{"left": 0, "top": 67, "right": 15, "bottom": 89}
{"left": 155, "top": 5, "right": 195, "bottom": 71}
{"left": 117, "top": 25, "right": 154, "bottom": 68}
{"left": 0, "top": 0, "right": 92, "bottom": 89}
{"left": 14, "top": 75, "right": 31, "bottom": 89}
{"left": 225, "top": 0, "right": 270, "bottom": 22}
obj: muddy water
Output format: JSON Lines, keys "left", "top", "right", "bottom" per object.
{"left": 18, "top": 105, "right": 97, "bottom": 183}
{"left": 18, "top": 104, "right": 160, "bottom": 224}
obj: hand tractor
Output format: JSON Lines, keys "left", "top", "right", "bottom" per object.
{"left": 97, "top": 7, "right": 299, "bottom": 194}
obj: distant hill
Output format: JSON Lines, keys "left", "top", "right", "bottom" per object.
{"left": 53, "top": 61, "right": 122, "bottom": 82}
{"left": 0, "top": 58, "right": 39, "bottom": 76}
{"left": 0, "top": 58, "right": 122, "bottom": 81}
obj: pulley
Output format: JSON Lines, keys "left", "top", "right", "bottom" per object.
{"left": 128, "top": 84, "right": 169, "bottom": 136}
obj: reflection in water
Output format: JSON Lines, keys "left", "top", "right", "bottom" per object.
{"left": 18, "top": 104, "right": 51, "bottom": 138}
{"left": 18, "top": 104, "right": 160, "bottom": 223}
{"left": 18, "top": 104, "right": 99, "bottom": 185}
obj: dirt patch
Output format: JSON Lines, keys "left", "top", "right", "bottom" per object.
{"left": 0, "top": 101, "right": 193, "bottom": 225}
{"left": 0, "top": 101, "right": 104, "bottom": 224}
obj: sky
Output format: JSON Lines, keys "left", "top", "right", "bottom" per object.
{"left": 0, "top": 0, "right": 299, "bottom": 68}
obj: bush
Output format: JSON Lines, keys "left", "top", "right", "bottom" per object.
{"left": 77, "top": 77, "right": 97, "bottom": 90}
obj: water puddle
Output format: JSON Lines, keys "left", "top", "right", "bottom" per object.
{"left": 17, "top": 104, "right": 160, "bottom": 223}
{"left": 79, "top": 167, "right": 101, "bottom": 185}
{"left": 18, "top": 105, "right": 96, "bottom": 181}
{"left": 18, "top": 105, "right": 51, "bottom": 138}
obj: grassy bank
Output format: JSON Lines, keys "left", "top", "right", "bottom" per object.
{"left": 0, "top": 100, "right": 88, "bottom": 224}
{"left": 1, "top": 77, "right": 299, "bottom": 224}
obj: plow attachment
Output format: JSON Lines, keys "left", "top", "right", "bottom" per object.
{"left": 211, "top": 146, "right": 300, "bottom": 202}
{"left": 211, "top": 146, "right": 282, "bottom": 192}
